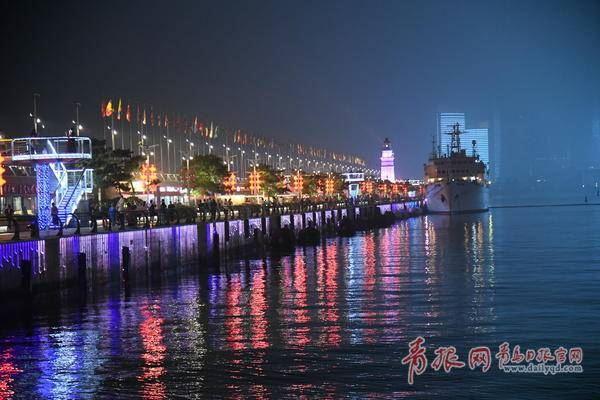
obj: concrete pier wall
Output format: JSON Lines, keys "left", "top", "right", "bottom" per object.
{"left": 0, "top": 201, "right": 421, "bottom": 297}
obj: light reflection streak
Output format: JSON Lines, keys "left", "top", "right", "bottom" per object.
{"left": 362, "top": 234, "right": 378, "bottom": 344}
{"left": 292, "top": 252, "right": 311, "bottom": 348}
{"left": 321, "top": 242, "right": 341, "bottom": 347}
{"left": 138, "top": 303, "right": 167, "bottom": 400}
{"left": 0, "top": 349, "right": 21, "bottom": 399}
{"left": 225, "top": 274, "right": 246, "bottom": 351}
{"left": 250, "top": 264, "right": 269, "bottom": 349}
{"left": 35, "top": 325, "right": 102, "bottom": 400}
{"left": 379, "top": 228, "right": 403, "bottom": 342}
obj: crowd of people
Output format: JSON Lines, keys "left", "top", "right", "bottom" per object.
{"left": 86, "top": 196, "right": 197, "bottom": 232}
{"left": 1, "top": 193, "right": 416, "bottom": 239}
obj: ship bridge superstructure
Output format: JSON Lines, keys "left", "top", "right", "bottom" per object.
{"left": 425, "top": 123, "right": 486, "bottom": 184}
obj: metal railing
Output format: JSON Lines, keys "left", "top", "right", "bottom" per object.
{"left": 11, "top": 136, "right": 92, "bottom": 162}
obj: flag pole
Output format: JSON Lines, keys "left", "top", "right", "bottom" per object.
{"left": 111, "top": 114, "right": 115, "bottom": 150}
{"left": 129, "top": 107, "right": 133, "bottom": 153}
{"left": 75, "top": 102, "right": 81, "bottom": 136}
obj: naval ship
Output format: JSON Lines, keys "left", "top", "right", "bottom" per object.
{"left": 424, "top": 123, "right": 489, "bottom": 214}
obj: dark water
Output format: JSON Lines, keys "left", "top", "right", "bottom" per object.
{"left": 1, "top": 206, "right": 599, "bottom": 399}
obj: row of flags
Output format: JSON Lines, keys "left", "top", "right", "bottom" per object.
{"left": 101, "top": 99, "right": 217, "bottom": 138}
{"left": 233, "top": 131, "right": 365, "bottom": 166}
{"left": 101, "top": 98, "right": 365, "bottom": 166}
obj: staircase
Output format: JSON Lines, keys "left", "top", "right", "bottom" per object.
{"left": 56, "top": 186, "right": 79, "bottom": 225}
{"left": 55, "top": 169, "right": 93, "bottom": 226}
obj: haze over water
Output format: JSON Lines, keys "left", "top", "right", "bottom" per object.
{"left": 0, "top": 206, "right": 598, "bottom": 399}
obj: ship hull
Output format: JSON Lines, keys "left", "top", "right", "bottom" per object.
{"left": 425, "top": 181, "right": 489, "bottom": 214}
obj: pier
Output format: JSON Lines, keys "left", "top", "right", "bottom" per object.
{"left": 0, "top": 199, "right": 422, "bottom": 299}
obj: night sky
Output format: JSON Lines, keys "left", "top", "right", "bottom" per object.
{"left": 1, "top": 0, "right": 599, "bottom": 178}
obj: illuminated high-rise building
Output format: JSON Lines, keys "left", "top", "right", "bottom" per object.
{"left": 491, "top": 110, "right": 502, "bottom": 181}
{"left": 380, "top": 138, "right": 395, "bottom": 182}
{"left": 464, "top": 128, "right": 489, "bottom": 167}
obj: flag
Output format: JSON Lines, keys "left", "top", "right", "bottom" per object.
{"left": 100, "top": 101, "right": 106, "bottom": 118}
{"left": 105, "top": 100, "right": 113, "bottom": 117}
{"left": 117, "top": 99, "right": 122, "bottom": 120}
{"left": 126, "top": 104, "right": 131, "bottom": 122}
{"left": 193, "top": 116, "right": 198, "bottom": 134}
{"left": 157, "top": 113, "right": 162, "bottom": 127}
{"left": 150, "top": 108, "right": 154, "bottom": 126}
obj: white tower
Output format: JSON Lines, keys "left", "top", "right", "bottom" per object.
{"left": 380, "top": 138, "right": 395, "bottom": 182}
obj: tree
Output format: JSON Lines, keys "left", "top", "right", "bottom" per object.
{"left": 257, "top": 164, "right": 286, "bottom": 197}
{"left": 83, "top": 139, "right": 146, "bottom": 195}
{"left": 302, "top": 172, "right": 324, "bottom": 196}
{"left": 299, "top": 172, "right": 345, "bottom": 197}
{"left": 186, "top": 154, "right": 228, "bottom": 196}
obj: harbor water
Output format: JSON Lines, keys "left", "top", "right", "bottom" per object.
{"left": 0, "top": 205, "right": 598, "bottom": 399}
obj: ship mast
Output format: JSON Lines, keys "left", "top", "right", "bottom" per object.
{"left": 446, "top": 122, "right": 462, "bottom": 154}
{"left": 430, "top": 134, "right": 438, "bottom": 159}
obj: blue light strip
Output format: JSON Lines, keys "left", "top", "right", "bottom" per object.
{"left": 36, "top": 164, "right": 52, "bottom": 230}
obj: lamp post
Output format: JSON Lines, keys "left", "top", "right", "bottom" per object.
{"left": 32, "top": 93, "right": 40, "bottom": 134}
{"left": 166, "top": 138, "right": 172, "bottom": 173}
{"left": 239, "top": 148, "right": 245, "bottom": 177}
{"left": 74, "top": 102, "right": 81, "bottom": 136}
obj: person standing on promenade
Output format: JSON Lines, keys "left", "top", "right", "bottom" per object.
{"left": 4, "top": 204, "right": 12, "bottom": 229}
{"left": 149, "top": 200, "right": 156, "bottom": 226}
{"left": 116, "top": 197, "right": 126, "bottom": 230}
{"left": 160, "top": 199, "right": 167, "bottom": 225}
{"left": 108, "top": 203, "right": 116, "bottom": 231}
{"left": 209, "top": 198, "right": 217, "bottom": 221}
{"left": 51, "top": 202, "right": 62, "bottom": 229}
{"left": 198, "top": 199, "right": 206, "bottom": 221}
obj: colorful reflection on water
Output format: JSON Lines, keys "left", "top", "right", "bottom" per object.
{"left": 0, "top": 207, "right": 599, "bottom": 398}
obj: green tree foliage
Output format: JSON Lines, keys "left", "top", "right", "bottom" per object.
{"left": 187, "top": 154, "right": 229, "bottom": 196}
{"left": 257, "top": 164, "right": 286, "bottom": 197}
{"left": 302, "top": 172, "right": 324, "bottom": 196}
{"left": 302, "top": 172, "right": 345, "bottom": 197}
{"left": 83, "top": 139, "right": 146, "bottom": 194}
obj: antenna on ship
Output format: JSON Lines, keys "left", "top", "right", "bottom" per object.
{"left": 471, "top": 139, "right": 477, "bottom": 158}
{"left": 430, "top": 134, "right": 438, "bottom": 159}
{"left": 445, "top": 122, "right": 462, "bottom": 154}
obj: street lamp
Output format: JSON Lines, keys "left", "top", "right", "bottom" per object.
{"left": 240, "top": 149, "right": 246, "bottom": 176}
{"left": 112, "top": 129, "right": 118, "bottom": 150}
{"left": 166, "top": 138, "right": 173, "bottom": 173}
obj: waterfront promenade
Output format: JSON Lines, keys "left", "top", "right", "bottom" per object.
{"left": 0, "top": 198, "right": 423, "bottom": 299}
{"left": 0, "top": 198, "right": 418, "bottom": 241}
